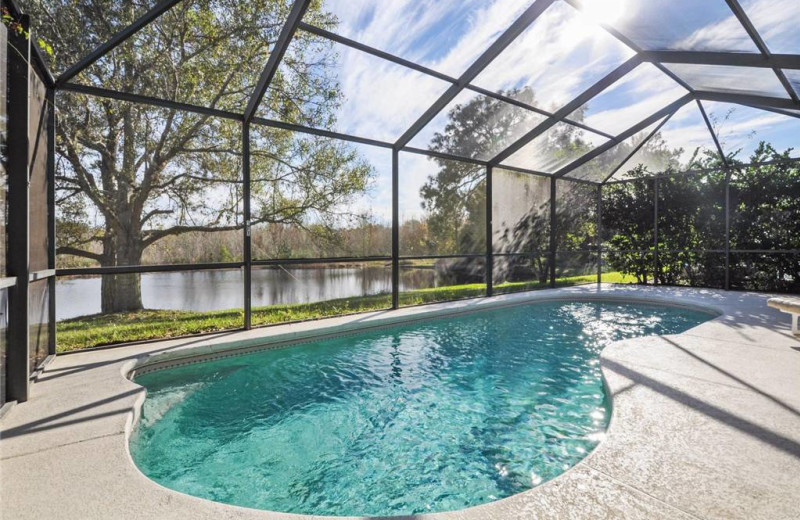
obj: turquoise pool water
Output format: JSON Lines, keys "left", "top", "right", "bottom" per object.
{"left": 130, "top": 300, "right": 711, "bottom": 517}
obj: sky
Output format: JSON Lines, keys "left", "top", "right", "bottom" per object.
{"left": 276, "top": 0, "right": 799, "bottom": 222}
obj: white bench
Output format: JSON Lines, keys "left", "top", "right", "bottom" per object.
{"left": 767, "top": 297, "right": 800, "bottom": 335}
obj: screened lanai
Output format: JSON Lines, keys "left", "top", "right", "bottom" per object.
{"left": 1, "top": 0, "right": 799, "bottom": 404}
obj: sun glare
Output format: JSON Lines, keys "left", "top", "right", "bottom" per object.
{"left": 581, "top": 0, "right": 626, "bottom": 25}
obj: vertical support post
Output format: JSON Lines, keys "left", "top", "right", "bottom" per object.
{"left": 6, "top": 15, "right": 32, "bottom": 402}
{"left": 47, "top": 88, "right": 56, "bottom": 355}
{"left": 549, "top": 177, "right": 557, "bottom": 288}
{"left": 596, "top": 184, "right": 602, "bottom": 285}
{"left": 485, "top": 166, "right": 493, "bottom": 296}
{"left": 242, "top": 123, "right": 252, "bottom": 329}
{"left": 391, "top": 150, "right": 399, "bottom": 309}
{"left": 653, "top": 178, "right": 659, "bottom": 286}
{"left": 724, "top": 170, "right": 731, "bottom": 291}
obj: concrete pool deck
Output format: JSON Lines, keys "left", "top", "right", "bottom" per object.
{"left": 1, "top": 284, "right": 799, "bottom": 520}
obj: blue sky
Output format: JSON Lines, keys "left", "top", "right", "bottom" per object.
{"left": 286, "top": 0, "right": 799, "bottom": 223}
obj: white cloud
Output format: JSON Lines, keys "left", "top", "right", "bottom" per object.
{"left": 742, "top": 0, "right": 800, "bottom": 53}
{"left": 580, "top": 64, "right": 687, "bottom": 134}
{"left": 326, "top": 0, "right": 534, "bottom": 77}
{"left": 676, "top": 0, "right": 800, "bottom": 53}
{"left": 333, "top": 45, "right": 450, "bottom": 141}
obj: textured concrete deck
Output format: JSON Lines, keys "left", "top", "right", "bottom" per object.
{"left": 2, "top": 285, "right": 799, "bottom": 520}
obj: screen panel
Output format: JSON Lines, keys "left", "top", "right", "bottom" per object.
{"left": 399, "top": 152, "right": 486, "bottom": 256}
{"left": 29, "top": 279, "right": 50, "bottom": 370}
{"left": 600, "top": 179, "right": 655, "bottom": 283}
{"left": 556, "top": 179, "right": 597, "bottom": 252}
{"left": 729, "top": 161, "right": 800, "bottom": 253}
{"left": 258, "top": 30, "right": 451, "bottom": 142}
{"left": 730, "top": 253, "right": 799, "bottom": 293}
{"left": 702, "top": 101, "right": 800, "bottom": 162}
{"left": 408, "top": 90, "right": 547, "bottom": 162}
{"left": 500, "top": 122, "right": 608, "bottom": 173}
{"left": 492, "top": 168, "right": 550, "bottom": 255}
{"left": 56, "top": 93, "right": 244, "bottom": 269}
{"left": 493, "top": 254, "right": 552, "bottom": 295}
{"left": 657, "top": 251, "right": 726, "bottom": 288}
{"left": 782, "top": 70, "right": 800, "bottom": 100}
{"left": 250, "top": 127, "right": 391, "bottom": 260}
{"left": 740, "top": 0, "right": 800, "bottom": 55}
{"left": 566, "top": 119, "right": 665, "bottom": 182}
{"left": 29, "top": 71, "right": 50, "bottom": 273}
{"left": 612, "top": 103, "right": 720, "bottom": 181}
{"left": 568, "top": 63, "right": 686, "bottom": 136}
{"left": 399, "top": 257, "right": 486, "bottom": 307}
{"left": 592, "top": 0, "right": 758, "bottom": 52}
{"left": 665, "top": 64, "right": 789, "bottom": 99}
{"left": 657, "top": 172, "right": 726, "bottom": 251}
{"left": 251, "top": 260, "right": 392, "bottom": 327}
{"left": 556, "top": 251, "right": 598, "bottom": 285}
{"left": 72, "top": 0, "right": 295, "bottom": 112}
{"left": 20, "top": 0, "right": 160, "bottom": 74}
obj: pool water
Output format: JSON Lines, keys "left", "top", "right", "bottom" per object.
{"left": 130, "top": 301, "right": 711, "bottom": 517}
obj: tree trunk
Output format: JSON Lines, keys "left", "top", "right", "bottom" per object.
{"left": 101, "top": 272, "right": 143, "bottom": 314}
{"left": 99, "top": 92, "right": 146, "bottom": 315}
{"left": 100, "top": 229, "right": 145, "bottom": 313}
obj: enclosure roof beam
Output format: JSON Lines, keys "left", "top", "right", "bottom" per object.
{"left": 600, "top": 109, "right": 678, "bottom": 185}
{"left": 694, "top": 91, "right": 800, "bottom": 110}
{"left": 60, "top": 83, "right": 243, "bottom": 121}
{"left": 466, "top": 85, "right": 616, "bottom": 140}
{"left": 55, "top": 0, "right": 186, "bottom": 86}
{"left": 696, "top": 99, "right": 730, "bottom": 169}
{"left": 639, "top": 50, "right": 800, "bottom": 70}
{"left": 740, "top": 103, "right": 800, "bottom": 120}
{"left": 393, "top": 0, "right": 557, "bottom": 150}
{"left": 298, "top": 23, "right": 456, "bottom": 83}
{"left": 244, "top": 0, "right": 312, "bottom": 123}
{"left": 251, "top": 116, "right": 394, "bottom": 150}
{"left": 57, "top": 82, "right": 586, "bottom": 184}
{"left": 553, "top": 94, "right": 694, "bottom": 178}
{"left": 724, "top": 0, "right": 800, "bottom": 104}
{"left": 488, "top": 55, "right": 642, "bottom": 166}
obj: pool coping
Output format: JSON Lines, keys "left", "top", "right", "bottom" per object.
{"left": 2, "top": 284, "right": 799, "bottom": 520}
{"left": 127, "top": 290, "right": 723, "bottom": 378}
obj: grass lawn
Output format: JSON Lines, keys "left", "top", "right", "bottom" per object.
{"left": 56, "top": 271, "right": 637, "bottom": 352}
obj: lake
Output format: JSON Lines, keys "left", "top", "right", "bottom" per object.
{"left": 56, "top": 266, "right": 437, "bottom": 321}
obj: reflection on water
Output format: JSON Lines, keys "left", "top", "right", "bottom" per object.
{"left": 56, "top": 266, "right": 437, "bottom": 320}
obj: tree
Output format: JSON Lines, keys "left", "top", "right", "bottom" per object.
{"left": 601, "top": 140, "right": 799, "bottom": 292}
{"left": 26, "top": 0, "right": 374, "bottom": 313}
{"left": 728, "top": 143, "right": 800, "bottom": 292}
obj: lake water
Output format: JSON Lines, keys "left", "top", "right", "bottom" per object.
{"left": 56, "top": 266, "right": 436, "bottom": 321}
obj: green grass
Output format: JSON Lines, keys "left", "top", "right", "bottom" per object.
{"left": 55, "top": 271, "right": 637, "bottom": 352}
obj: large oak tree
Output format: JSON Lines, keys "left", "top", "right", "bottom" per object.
{"left": 25, "top": 0, "right": 373, "bottom": 313}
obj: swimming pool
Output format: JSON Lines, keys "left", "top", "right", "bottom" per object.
{"left": 130, "top": 300, "right": 712, "bottom": 517}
